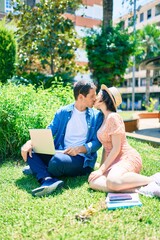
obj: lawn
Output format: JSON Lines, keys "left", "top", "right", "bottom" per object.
{"left": 0, "top": 139, "right": 160, "bottom": 240}
{"left": 118, "top": 111, "right": 136, "bottom": 120}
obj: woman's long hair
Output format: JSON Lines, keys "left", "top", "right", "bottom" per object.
{"left": 101, "top": 90, "right": 116, "bottom": 112}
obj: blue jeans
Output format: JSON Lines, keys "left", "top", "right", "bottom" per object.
{"left": 27, "top": 152, "right": 92, "bottom": 182}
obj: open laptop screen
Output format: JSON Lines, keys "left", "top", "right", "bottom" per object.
{"left": 29, "top": 129, "right": 55, "bottom": 155}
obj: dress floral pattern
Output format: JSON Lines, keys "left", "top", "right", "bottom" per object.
{"left": 97, "top": 113, "right": 142, "bottom": 173}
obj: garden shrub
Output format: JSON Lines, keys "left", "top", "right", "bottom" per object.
{"left": 0, "top": 23, "right": 17, "bottom": 84}
{"left": 10, "top": 72, "right": 74, "bottom": 89}
{"left": 0, "top": 82, "right": 73, "bottom": 161}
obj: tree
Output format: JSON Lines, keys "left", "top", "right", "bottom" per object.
{"left": 85, "top": 0, "right": 136, "bottom": 88}
{"left": 0, "top": 19, "right": 17, "bottom": 84}
{"left": 136, "top": 24, "right": 160, "bottom": 105}
{"left": 86, "top": 24, "right": 135, "bottom": 88}
{"left": 10, "top": 0, "right": 82, "bottom": 85}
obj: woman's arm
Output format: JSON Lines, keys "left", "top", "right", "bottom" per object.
{"left": 100, "top": 148, "right": 106, "bottom": 166}
{"left": 100, "top": 134, "right": 121, "bottom": 173}
{"left": 88, "top": 134, "right": 121, "bottom": 182}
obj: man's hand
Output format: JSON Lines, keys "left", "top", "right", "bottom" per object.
{"left": 21, "top": 140, "right": 32, "bottom": 162}
{"left": 63, "top": 145, "right": 87, "bottom": 156}
{"left": 88, "top": 169, "right": 103, "bottom": 182}
{"left": 63, "top": 146, "right": 81, "bottom": 156}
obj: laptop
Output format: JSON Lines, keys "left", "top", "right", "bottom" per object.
{"left": 29, "top": 129, "right": 57, "bottom": 155}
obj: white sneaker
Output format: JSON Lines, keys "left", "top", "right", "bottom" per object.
{"left": 151, "top": 172, "right": 160, "bottom": 186}
{"left": 136, "top": 182, "right": 160, "bottom": 198}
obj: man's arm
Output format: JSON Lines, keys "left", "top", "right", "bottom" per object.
{"left": 47, "top": 111, "right": 60, "bottom": 135}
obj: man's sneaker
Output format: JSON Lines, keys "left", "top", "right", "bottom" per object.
{"left": 136, "top": 182, "right": 160, "bottom": 198}
{"left": 151, "top": 172, "right": 160, "bottom": 186}
{"left": 23, "top": 165, "right": 33, "bottom": 175}
{"left": 32, "top": 178, "right": 64, "bottom": 197}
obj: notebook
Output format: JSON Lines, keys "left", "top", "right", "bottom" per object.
{"left": 109, "top": 193, "right": 132, "bottom": 201}
{"left": 106, "top": 193, "right": 142, "bottom": 210}
{"left": 29, "top": 129, "right": 60, "bottom": 155}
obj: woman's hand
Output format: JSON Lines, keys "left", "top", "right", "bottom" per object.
{"left": 88, "top": 169, "right": 103, "bottom": 182}
{"left": 21, "top": 140, "right": 32, "bottom": 162}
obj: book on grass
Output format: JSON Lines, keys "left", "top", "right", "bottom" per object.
{"left": 106, "top": 193, "right": 142, "bottom": 210}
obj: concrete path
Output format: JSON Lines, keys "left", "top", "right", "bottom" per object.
{"left": 126, "top": 118, "right": 160, "bottom": 146}
{"left": 135, "top": 118, "right": 160, "bottom": 139}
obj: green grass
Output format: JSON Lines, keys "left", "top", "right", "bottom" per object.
{"left": 0, "top": 139, "right": 160, "bottom": 240}
{"left": 118, "top": 111, "right": 136, "bottom": 120}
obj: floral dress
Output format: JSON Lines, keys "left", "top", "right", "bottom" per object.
{"left": 97, "top": 113, "right": 142, "bottom": 173}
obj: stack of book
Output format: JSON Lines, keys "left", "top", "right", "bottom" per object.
{"left": 106, "top": 193, "right": 142, "bottom": 210}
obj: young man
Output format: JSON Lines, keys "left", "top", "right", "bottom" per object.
{"left": 21, "top": 80, "right": 103, "bottom": 197}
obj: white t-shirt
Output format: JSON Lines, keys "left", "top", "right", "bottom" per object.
{"left": 64, "top": 107, "right": 88, "bottom": 149}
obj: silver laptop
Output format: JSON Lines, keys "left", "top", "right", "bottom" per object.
{"left": 29, "top": 129, "right": 56, "bottom": 155}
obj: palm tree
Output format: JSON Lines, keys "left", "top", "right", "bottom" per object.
{"left": 103, "top": 0, "right": 113, "bottom": 28}
{"left": 102, "top": 0, "right": 133, "bottom": 28}
{"left": 136, "top": 24, "right": 160, "bottom": 105}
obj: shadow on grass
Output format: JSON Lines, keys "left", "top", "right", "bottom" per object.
{"left": 15, "top": 174, "right": 89, "bottom": 196}
{"left": 63, "top": 174, "right": 89, "bottom": 190}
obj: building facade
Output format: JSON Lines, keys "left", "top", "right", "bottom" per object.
{"left": 0, "top": 0, "right": 12, "bottom": 19}
{"left": 114, "top": 0, "right": 160, "bottom": 110}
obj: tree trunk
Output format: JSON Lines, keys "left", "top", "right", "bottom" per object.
{"left": 103, "top": 0, "right": 113, "bottom": 29}
{"left": 145, "top": 69, "right": 150, "bottom": 106}
{"left": 50, "top": 55, "right": 55, "bottom": 75}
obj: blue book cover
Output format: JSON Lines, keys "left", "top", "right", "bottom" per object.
{"left": 106, "top": 193, "right": 142, "bottom": 210}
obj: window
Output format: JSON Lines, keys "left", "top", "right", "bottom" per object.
{"left": 155, "top": 4, "right": 160, "bottom": 16}
{"left": 141, "top": 78, "right": 146, "bottom": 86}
{"left": 5, "top": 0, "right": 12, "bottom": 13}
{"left": 147, "top": 9, "right": 152, "bottom": 19}
{"left": 128, "top": 79, "right": 132, "bottom": 87}
{"left": 119, "top": 20, "right": 125, "bottom": 30}
{"left": 66, "top": 7, "right": 75, "bottom": 14}
{"left": 122, "top": 80, "right": 127, "bottom": 87}
{"left": 128, "top": 16, "right": 133, "bottom": 27}
{"left": 140, "top": 12, "right": 144, "bottom": 22}
{"left": 135, "top": 78, "right": 138, "bottom": 87}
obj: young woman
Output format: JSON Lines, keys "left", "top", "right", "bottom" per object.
{"left": 88, "top": 84, "right": 160, "bottom": 197}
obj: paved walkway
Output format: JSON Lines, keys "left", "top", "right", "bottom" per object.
{"left": 135, "top": 118, "right": 160, "bottom": 139}
{"left": 126, "top": 118, "right": 160, "bottom": 146}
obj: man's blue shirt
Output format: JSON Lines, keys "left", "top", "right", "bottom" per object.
{"left": 47, "top": 103, "right": 103, "bottom": 169}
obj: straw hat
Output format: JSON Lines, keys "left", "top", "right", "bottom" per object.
{"left": 101, "top": 84, "right": 122, "bottom": 108}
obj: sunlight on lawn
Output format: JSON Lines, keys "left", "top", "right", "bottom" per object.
{"left": 118, "top": 111, "right": 135, "bottom": 120}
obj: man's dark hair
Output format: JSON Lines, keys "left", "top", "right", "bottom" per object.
{"left": 73, "top": 80, "right": 96, "bottom": 100}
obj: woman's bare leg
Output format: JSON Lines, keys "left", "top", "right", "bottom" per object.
{"left": 88, "top": 174, "right": 140, "bottom": 192}
{"left": 89, "top": 166, "right": 155, "bottom": 192}
{"left": 89, "top": 175, "right": 109, "bottom": 192}
{"left": 106, "top": 166, "right": 153, "bottom": 191}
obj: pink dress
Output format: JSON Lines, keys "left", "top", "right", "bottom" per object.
{"left": 97, "top": 113, "right": 142, "bottom": 173}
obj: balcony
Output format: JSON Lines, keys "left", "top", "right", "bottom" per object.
{"left": 119, "top": 85, "right": 160, "bottom": 94}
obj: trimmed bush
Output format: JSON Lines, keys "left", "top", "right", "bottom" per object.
{"left": 0, "top": 83, "right": 73, "bottom": 161}
{"left": 0, "top": 23, "right": 17, "bottom": 83}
